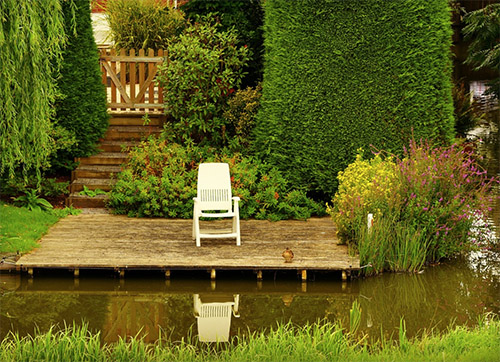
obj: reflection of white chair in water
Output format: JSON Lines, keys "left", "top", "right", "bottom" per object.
{"left": 192, "top": 163, "right": 241, "bottom": 247}
{"left": 193, "top": 294, "right": 240, "bottom": 342}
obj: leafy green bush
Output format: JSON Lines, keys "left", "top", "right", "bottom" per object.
{"left": 105, "top": 0, "right": 186, "bottom": 51}
{"left": 223, "top": 83, "right": 262, "bottom": 153}
{"left": 156, "top": 17, "right": 250, "bottom": 146}
{"left": 108, "top": 135, "right": 323, "bottom": 220}
{"left": 254, "top": 0, "right": 455, "bottom": 199}
{"left": 181, "top": 0, "right": 264, "bottom": 87}
{"left": 328, "top": 140, "right": 499, "bottom": 272}
{"left": 0, "top": 176, "right": 69, "bottom": 199}
{"left": 13, "top": 190, "right": 53, "bottom": 212}
{"left": 54, "top": 0, "right": 109, "bottom": 170}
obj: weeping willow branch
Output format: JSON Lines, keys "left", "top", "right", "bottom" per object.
{"left": 0, "top": 0, "right": 68, "bottom": 177}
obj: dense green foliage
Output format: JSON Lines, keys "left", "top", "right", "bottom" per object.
{"left": 181, "top": 0, "right": 264, "bottom": 87}
{"left": 223, "top": 83, "right": 262, "bottom": 153}
{"left": 157, "top": 18, "right": 249, "bottom": 146}
{"left": 53, "top": 0, "right": 109, "bottom": 170}
{"left": 108, "top": 135, "right": 323, "bottom": 220}
{"left": 105, "top": 0, "right": 186, "bottom": 51}
{"left": 0, "top": 0, "right": 67, "bottom": 177}
{"left": 328, "top": 140, "right": 499, "bottom": 274}
{"left": 254, "top": 0, "right": 455, "bottom": 199}
{"left": 1, "top": 316, "right": 499, "bottom": 362}
{"left": 462, "top": 3, "right": 500, "bottom": 99}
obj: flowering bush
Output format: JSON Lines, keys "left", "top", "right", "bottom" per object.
{"left": 156, "top": 16, "right": 249, "bottom": 146}
{"left": 328, "top": 140, "right": 499, "bottom": 271}
{"left": 108, "top": 135, "right": 324, "bottom": 220}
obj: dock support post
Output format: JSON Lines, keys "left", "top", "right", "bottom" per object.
{"left": 117, "top": 269, "right": 125, "bottom": 279}
{"left": 301, "top": 270, "right": 307, "bottom": 282}
{"left": 74, "top": 269, "right": 79, "bottom": 278}
{"left": 28, "top": 268, "right": 33, "bottom": 278}
{"left": 210, "top": 269, "right": 216, "bottom": 280}
{"left": 257, "top": 270, "right": 263, "bottom": 281}
{"left": 165, "top": 270, "right": 171, "bottom": 279}
{"left": 342, "top": 270, "right": 347, "bottom": 281}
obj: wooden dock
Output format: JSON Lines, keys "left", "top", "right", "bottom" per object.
{"left": 16, "top": 215, "right": 359, "bottom": 280}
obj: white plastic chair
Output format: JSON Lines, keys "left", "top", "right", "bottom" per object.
{"left": 192, "top": 163, "right": 241, "bottom": 247}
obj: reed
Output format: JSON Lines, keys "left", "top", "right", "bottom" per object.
{"left": 1, "top": 315, "right": 498, "bottom": 362}
{"left": 357, "top": 216, "right": 431, "bottom": 275}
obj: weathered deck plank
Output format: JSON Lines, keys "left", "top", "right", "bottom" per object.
{"left": 17, "top": 215, "right": 359, "bottom": 272}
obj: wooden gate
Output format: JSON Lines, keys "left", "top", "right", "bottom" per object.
{"left": 100, "top": 48, "right": 165, "bottom": 112}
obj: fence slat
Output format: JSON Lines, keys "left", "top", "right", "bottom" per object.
{"left": 119, "top": 49, "right": 127, "bottom": 109}
{"left": 129, "top": 48, "right": 136, "bottom": 105}
{"left": 110, "top": 48, "right": 117, "bottom": 110}
{"left": 157, "top": 49, "right": 164, "bottom": 104}
{"left": 148, "top": 49, "right": 155, "bottom": 106}
{"left": 138, "top": 49, "right": 146, "bottom": 112}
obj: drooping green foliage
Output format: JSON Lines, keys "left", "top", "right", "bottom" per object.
{"left": 53, "top": 0, "right": 109, "bottom": 170}
{"left": 254, "top": 0, "right": 455, "bottom": 199}
{"left": 108, "top": 135, "right": 324, "bottom": 220}
{"left": 181, "top": 0, "right": 264, "bottom": 87}
{"left": 105, "top": 0, "right": 186, "bottom": 51}
{"left": 156, "top": 17, "right": 250, "bottom": 147}
{"left": 0, "top": 0, "right": 67, "bottom": 177}
{"left": 462, "top": 3, "right": 500, "bottom": 99}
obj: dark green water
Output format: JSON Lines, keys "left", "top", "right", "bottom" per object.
{"left": 1, "top": 111, "right": 498, "bottom": 344}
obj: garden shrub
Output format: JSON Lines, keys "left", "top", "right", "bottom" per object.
{"left": 254, "top": 0, "right": 455, "bottom": 199}
{"left": 181, "top": 0, "right": 264, "bottom": 87}
{"left": 328, "top": 140, "right": 499, "bottom": 273}
{"left": 108, "top": 135, "right": 323, "bottom": 220}
{"left": 54, "top": 0, "right": 109, "bottom": 170}
{"left": 105, "top": 0, "right": 186, "bottom": 51}
{"left": 223, "top": 83, "right": 262, "bottom": 153}
{"left": 156, "top": 16, "right": 250, "bottom": 147}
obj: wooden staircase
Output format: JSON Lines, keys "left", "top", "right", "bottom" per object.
{"left": 66, "top": 112, "right": 165, "bottom": 209}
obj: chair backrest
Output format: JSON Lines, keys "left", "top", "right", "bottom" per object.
{"left": 197, "top": 163, "right": 232, "bottom": 211}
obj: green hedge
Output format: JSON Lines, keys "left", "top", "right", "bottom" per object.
{"left": 53, "top": 0, "right": 108, "bottom": 170}
{"left": 254, "top": 0, "right": 455, "bottom": 199}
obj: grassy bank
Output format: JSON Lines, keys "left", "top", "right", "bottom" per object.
{"left": 0, "top": 202, "right": 69, "bottom": 253}
{"left": 1, "top": 317, "right": 498, "bottom": 362}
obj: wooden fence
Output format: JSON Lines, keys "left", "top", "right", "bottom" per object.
{"left": 99, "top": 48, "right": 165, "bottom": 112}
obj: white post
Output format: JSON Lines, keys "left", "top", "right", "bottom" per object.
{"left": 367, "top": 213, "right": 374, "bottom": 233}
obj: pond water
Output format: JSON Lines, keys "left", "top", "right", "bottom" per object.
{"left": 1, "top": 111, "right": 498, "bottom": 344}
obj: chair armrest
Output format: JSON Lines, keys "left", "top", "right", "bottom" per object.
{"left": 232, "top": 196, "right": 240, "bottom": 202}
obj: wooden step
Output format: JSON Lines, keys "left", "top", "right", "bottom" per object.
{"left": 109, "top": 116, "right": 165, "bottom": 127}
{"left": 77, "top": 152, "right": 128, "bottom": 166}
{"left": 66, "top": 193, "right": 109, "bottom": 208}
{"left": 104, "top": 126, "right": 162, "bottom": 141}
{"left": 70, "top": 178, "right": 116, "bottom": 193}
{"left": 98, "top": 141, "right": 135, "bottom": 153}
{"left": 72, "top": 165, "right": 122, "bottom": 179}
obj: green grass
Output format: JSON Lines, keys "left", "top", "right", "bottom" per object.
{"left": 0, "top": 202, "right": 61, "bottom": 253}
{"left": 1, "top": 317, "right": 498, "bottom": 362}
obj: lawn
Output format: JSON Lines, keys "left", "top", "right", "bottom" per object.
{"left": 0, "top": 202, "right": 61, "bottom": 253}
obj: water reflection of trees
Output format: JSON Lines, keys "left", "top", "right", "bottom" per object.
{"left": 0, "top": 293, "right": 109, "bottom": 340}
{"left": 358, "top": 261, "right": 500, "bottom": 340}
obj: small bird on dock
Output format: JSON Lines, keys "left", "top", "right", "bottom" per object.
{"left": 282, "top": 247, "right": 294, "bottom": 263}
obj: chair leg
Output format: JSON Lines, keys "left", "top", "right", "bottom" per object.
{"left": 194, "top": 215, "right": 201, "bottom": 247}
{"left": 235, "top": 216, "right": 241, "bottom": 246}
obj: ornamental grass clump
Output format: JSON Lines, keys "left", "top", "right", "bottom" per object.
{"left": 328, "top": 140, "right": 498, "bottom": 274}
